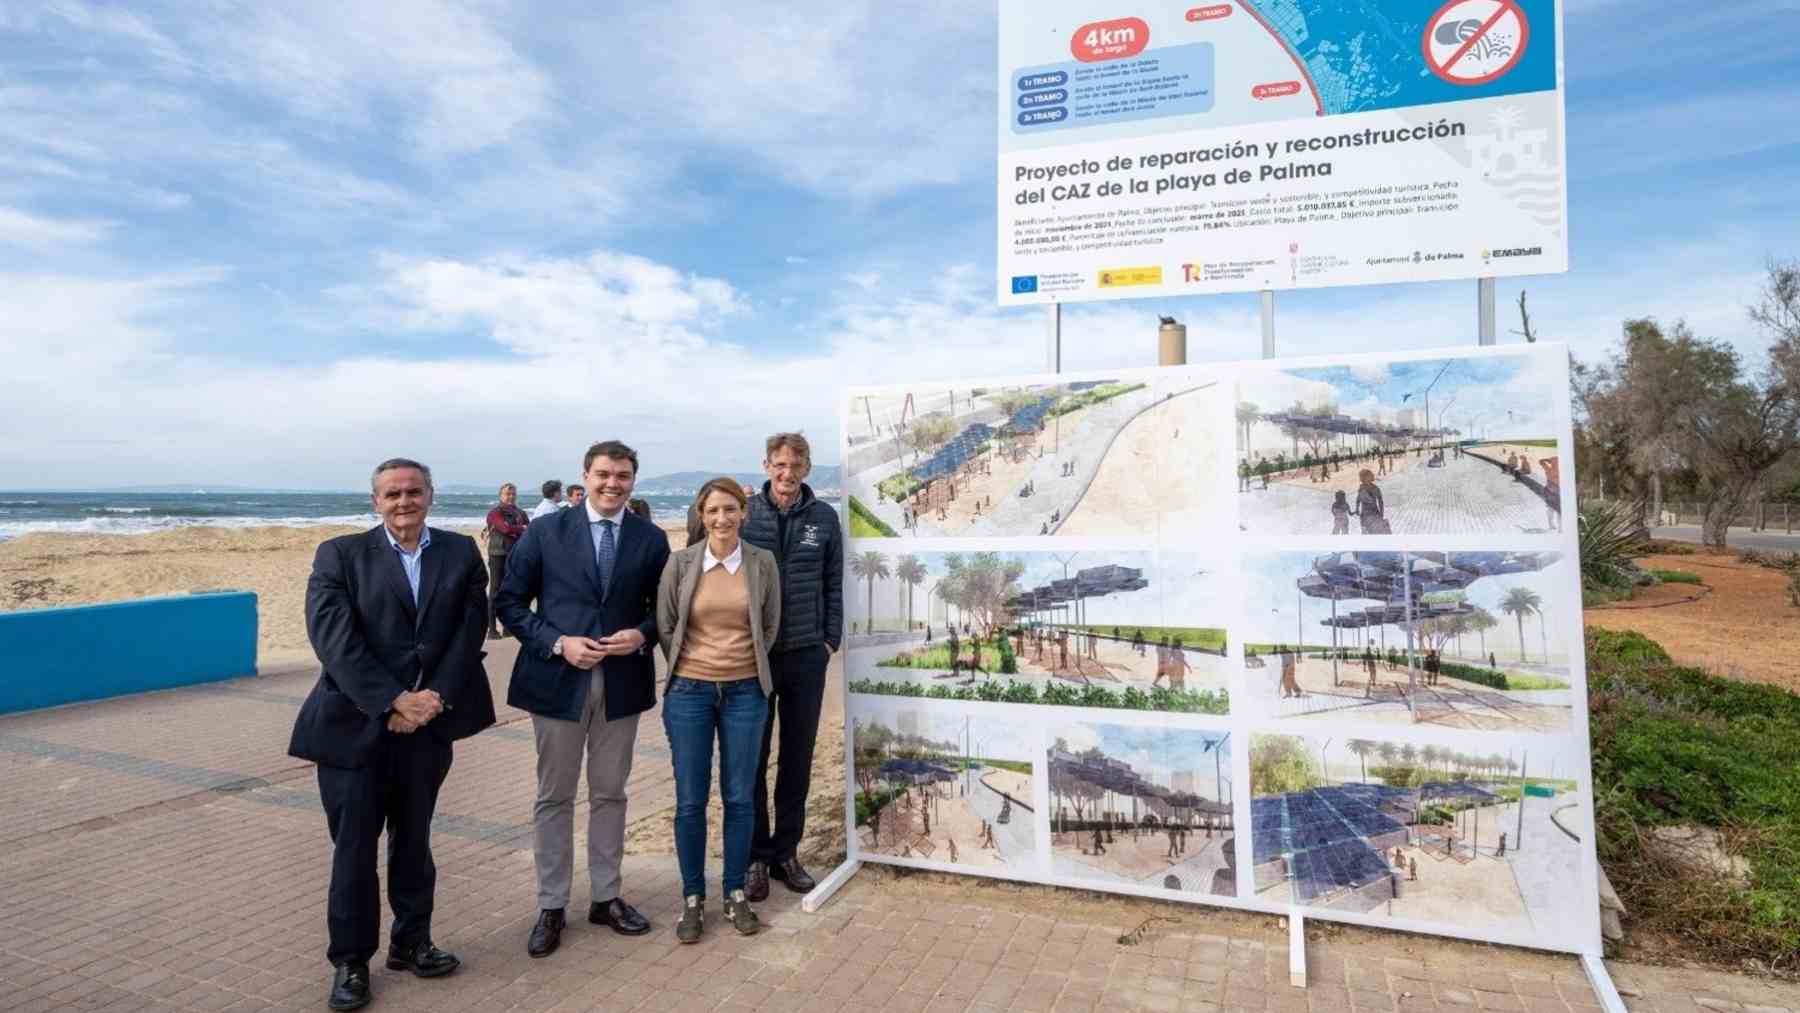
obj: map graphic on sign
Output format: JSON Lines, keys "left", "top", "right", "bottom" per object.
{"left": 1000, "top": 0, "right": 1558, "bottom": 152}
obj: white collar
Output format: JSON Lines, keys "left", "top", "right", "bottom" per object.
{"left": 703, "top": 541, "right": 743, "bottom": 574}
{"left": 383, "top": 524, "right": 431, "bottom": 555}
{"left": 585, "top": 499, "right": 626, "bottom": 526}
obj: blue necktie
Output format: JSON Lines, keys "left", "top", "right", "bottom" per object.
{"left": 595, "top": 519, "right": 616, "bottom": 599}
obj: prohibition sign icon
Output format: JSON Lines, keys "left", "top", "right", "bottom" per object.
{"left": 1422, "top": 0, "right": 1530, "bottom": 86}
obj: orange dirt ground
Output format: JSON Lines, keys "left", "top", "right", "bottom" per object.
{"left": 1583, "top": 552, "right": 1800, "bottom": 692}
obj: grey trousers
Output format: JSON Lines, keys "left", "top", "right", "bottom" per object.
{"left": 531, "top": 669, "right": 639, "bottom": 911}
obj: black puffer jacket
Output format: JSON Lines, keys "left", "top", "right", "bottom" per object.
{"left": 741, "top": 481, "right": 843, "bottom": 653}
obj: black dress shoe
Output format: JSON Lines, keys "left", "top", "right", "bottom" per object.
{"left": 528, "top": 908, "right": 565, "bottom": 958}
{"left": 329, "top": 963, "right": 371, "bottom": 1012}
{"left": 771, "top": 857, "right": 817, "bottom": 893}
{"left": 745, "top": 860, "right": 770, "bottom": 902}
{"left": 589, "top": 897, "right": 651, "bottom": 935}
{"left": 386, "top": 940, "right": 460, "bottom": 978}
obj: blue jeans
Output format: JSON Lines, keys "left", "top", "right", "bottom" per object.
{"left": 662, "top": 675, "right": 769, "bottom": 899}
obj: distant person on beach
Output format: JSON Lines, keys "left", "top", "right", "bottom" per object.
{"left": 530, "top": 480, "right": 564, "bottom": 520}
{"left": 483, "top": 484, "right": 530, "bottom": 638}
{"left": 289, "top": 457, "right": 497, "bottom": 1012}
{"left": 565, "top": 485, "right": 585, "bottom": 510}
{"left": 496, "top": 441, "right": 671, "bottom": 958}
{"left": 656, "top": 477, "right": 780, "bottom": 942}
{"left": 628, "top": 497, "right": 652, "bottom": 521}
{"left": 740, "top": 432, "right": 842, "bottom": 902}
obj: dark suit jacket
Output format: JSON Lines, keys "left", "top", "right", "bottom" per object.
{"left": 497, "top": 505, "right": 671, "bottom": 722}
{"left": 288, "top": 525, "right": 498, "bottom": 769}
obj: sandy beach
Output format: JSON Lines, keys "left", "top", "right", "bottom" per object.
{"left": 0, "top": 521, "right": 692, "bottom": 665}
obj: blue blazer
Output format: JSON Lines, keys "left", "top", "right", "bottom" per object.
{"left": 496, "top": 505, "right": 671, "bottom": 722}
{"left": 289, "top": 526, "right": 497, "bottom": 769}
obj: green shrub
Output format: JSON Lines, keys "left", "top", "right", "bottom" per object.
{"left": 1586, "top": 628, "right": 1800, "bottom": 968}
{"left": 847, "top": 495, "right": 898, "bottom": 537}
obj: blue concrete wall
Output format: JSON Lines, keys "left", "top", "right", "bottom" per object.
{"left": 0, "top": 592, "right": 258, "bottom": 715}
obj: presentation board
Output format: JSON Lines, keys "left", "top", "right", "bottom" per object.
{"left": 997, "top": 0, "right": 1569, "bottom": 305}
{"left": 839, "top": 342, "right": 1601, "bottom": 955}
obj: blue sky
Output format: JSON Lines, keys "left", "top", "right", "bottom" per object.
{"left": 1, "top": 1, "right": 1796, "bottom": 488}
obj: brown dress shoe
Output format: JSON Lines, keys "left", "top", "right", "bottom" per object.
{"left": 771, "top": 857, "right": 816, "bottom": 893}
{"left": 745, "top": 860, "right": 770, "bottom": 902}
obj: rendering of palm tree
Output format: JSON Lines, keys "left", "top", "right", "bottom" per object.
{"left": 896, "top": 555, "right": 926, "bottom": 631}
{"left": 852, "top": 550, "right": 891, "bottom": 631}
{"left": 1500, "top": 587, "right": 1544, "bottom": 662}
{"left": 1347, "top": 739, "right": 1377, "bottom": 783}
{"left": 1469, "top": 606, "right": 1498, "bottom": 660}
{"left": 1421, "top": 744, "right": 1441, "bottom": 777}
{"left": 1236, "top": 401, "right": 1260, "bottom": 449}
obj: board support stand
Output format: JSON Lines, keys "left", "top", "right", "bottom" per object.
{"left": 1582, "top": 955, "right": 1628, "bottom": 1013}
{"left": 1046, "top": 301, "right": 1062, "bottom": 372}
{"left": 801, "top": 858, "right": 862, "bottom": 914}
{"left": 1289, "top": 913, "right": 1307, "bottom": 987}
{"left": 1261, "top": 289, "right": 1276, "bottom": 358}
{"left": 1478, "top": 276, "right": 1497, "bottom": 345}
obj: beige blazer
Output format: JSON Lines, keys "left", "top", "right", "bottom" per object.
{"left": 656, "top": 540, "right": 781, "bottom": 696}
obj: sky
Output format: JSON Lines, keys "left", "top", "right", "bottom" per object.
{"left": 1240, "top": 350, "right": 1565, "bottom": 451}
{"left": 3, "top": 1, "right": 1797, "bottom": 489}
{"left": 1054, "top": 721, "right": 1230, "bottom": 797}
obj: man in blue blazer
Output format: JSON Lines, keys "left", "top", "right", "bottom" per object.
{"left": 290, "top": 458, "right": 496, "bottom": 1012}
{"left": 497, "top": 440, "right": 672, "bottom": 957}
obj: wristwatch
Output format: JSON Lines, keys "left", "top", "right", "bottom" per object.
{"left": 552, "top": 635, "right": 566, "bottom": 658}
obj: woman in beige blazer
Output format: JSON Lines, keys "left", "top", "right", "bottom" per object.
{"left": 656, "top": 477, "right": 780, "bottom": 943}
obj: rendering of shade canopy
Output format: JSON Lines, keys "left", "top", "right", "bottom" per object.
{"left": 1004, "top": 563, "right": 1148, "bottom": 612}
{"left": 911, "top": 421, "right": 997, "bottom": 483}
{"left": 1258, "top": 410, "right": 1456, "bottom": 442}
{"left": 1299, "top": 551, "right": 1561, "bottom": 607}
{"left": 1049, "top": 743, "right": 1230, "bottom": 814}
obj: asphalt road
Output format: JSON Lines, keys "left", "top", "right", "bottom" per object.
{"left": 1651, "top": 526, "right": 1800, "bottom": 552}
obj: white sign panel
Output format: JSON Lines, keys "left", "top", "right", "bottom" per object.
{"left": 997, "top": 0, "right": 1568, "bottom": 304}
{"left": 840, "top": 343, "right": 1602, "bottom": 955}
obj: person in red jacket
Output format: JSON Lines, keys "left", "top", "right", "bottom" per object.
{"left": 484, "top": 483, "right": 530, "bottom": 638}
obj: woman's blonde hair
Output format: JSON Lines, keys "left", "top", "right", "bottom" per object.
{"left": 687, "top": 476, "right": 748, "bottom": 545}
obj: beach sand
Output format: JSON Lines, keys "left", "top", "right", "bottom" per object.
{"left": 0, "top": 520, "right": 692, "bottom": 665}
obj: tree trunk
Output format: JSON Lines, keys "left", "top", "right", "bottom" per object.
{"left": 1701, "top": 476, "right": 1759, "bottom": 550}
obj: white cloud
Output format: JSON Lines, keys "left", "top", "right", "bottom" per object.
{"left": 0, "top": 206, "right": 113, "bottom": 249}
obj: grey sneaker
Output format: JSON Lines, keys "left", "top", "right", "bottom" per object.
{"left": 676, "top": 895, "right": 703, "bottom": 944}
{"left": 721, "top": 889, "right": 760, "bottom": 936}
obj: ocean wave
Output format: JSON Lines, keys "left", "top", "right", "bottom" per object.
{"left": 0, "top": 499, "right": 41, "bottom": 506}
{"left": 0, "top": 514, "right": 493, "bottom": 541}
{"left": 98, "top": 506, "right": 153, "bottom": 514}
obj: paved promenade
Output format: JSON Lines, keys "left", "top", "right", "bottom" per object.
{"left": 3, "top": 648, "right": 1797, "bottom": 1012}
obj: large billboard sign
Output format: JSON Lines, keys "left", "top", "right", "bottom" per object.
{"left": 839, "top": 343, "right": 1603, "bottom": 956}
{"left": 997, "top": 0, "right": 1569, "bottom": 305}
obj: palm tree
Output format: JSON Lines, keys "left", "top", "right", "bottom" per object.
{"left": 1347, "top": 739, "right": 1378, "bottom": 783}
{"left": 1236, "top": 401, "right": 1261, "bottom": 451}
{"left": 1500, "top": 588, "right": 1543, "bottom": 663}
{"left": 1468, "top": 606, "right": 1498, "bottom": 660}
{"left": 851, "top": 551, "right": 891, "bottom": 631}
{"left": 1401, "top": 744, "right": 1418, "bottom": 767}
{"left": 1421, "top": 744, "right": 1441, "bottom": 777}
{"left": 896, "top": 555, "right": 927, "bottom": 631}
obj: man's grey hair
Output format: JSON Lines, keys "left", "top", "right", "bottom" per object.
{"left": 370, "top": 457, "right": 433, "bottom": 492}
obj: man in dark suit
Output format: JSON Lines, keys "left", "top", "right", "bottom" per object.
{"left": 497, "top": 439, "right": 672, "bottom": 957}
{"left": 289, "top": 458, "right": 497, "bottom": 1011}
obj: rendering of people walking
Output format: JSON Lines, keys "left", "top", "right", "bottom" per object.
{"left": 1355, "top": 470, "right": 1390, "bottom": 534}
{"left": 1331, "top": 490, "right": 1351, "bottom": 534}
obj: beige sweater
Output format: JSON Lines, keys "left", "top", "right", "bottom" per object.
{"left": 675, "top": 566, "right": 757, "bottom": 681}
{"left": 656, "top": 540, "right": 781, "bottom": 696}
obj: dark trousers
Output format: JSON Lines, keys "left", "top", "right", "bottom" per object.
{"left": 486, "top": 554, "right": 506, "bottom": 633}
{"left": 316, "top": 733, "right": 453, "bottom": 967}
{"left": 751, "top": 644, "right": 829, "bottom": 864}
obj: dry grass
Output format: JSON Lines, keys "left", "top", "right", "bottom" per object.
{"left": 1583, "top": 553, "right": 1800, "bottom": 692}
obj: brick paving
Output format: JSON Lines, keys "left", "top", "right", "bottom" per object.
{"left": 2, "top": 648, "right": 1796, "bottom": 1012}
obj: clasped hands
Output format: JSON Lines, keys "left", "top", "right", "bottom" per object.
{"left": 386, "top": 689, "right": 444, "bottom": 734}
{"left": 559, "top": 629, "right": 645, "bottom": 670}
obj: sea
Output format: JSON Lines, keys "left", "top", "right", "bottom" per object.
{"left": 0, "top": 491, "right": 700, "bottom": 542}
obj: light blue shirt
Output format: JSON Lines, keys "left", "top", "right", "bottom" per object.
{"left": 383, "top": 524, "right": 432, "bottom": 606}
{"left": 585, "top": 499, "right": 626, "bottom": 561}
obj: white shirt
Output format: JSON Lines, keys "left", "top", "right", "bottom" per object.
{"left": 702, "top": 541, "right": 743, "bottom": 575}
{"left": 382, "top": 524, "right": 432, "bottom": 606}
{"left": 530, "top": 498, "right": 561, "bottom": 519}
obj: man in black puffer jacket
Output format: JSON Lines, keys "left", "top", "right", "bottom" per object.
{"left": 739, "top": 432, "right": 842, "bottom": 900}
